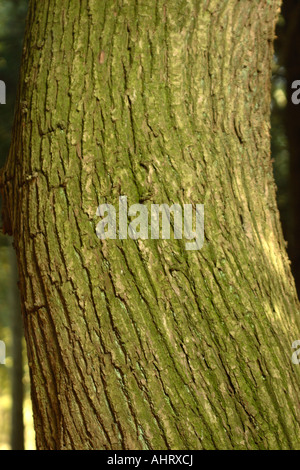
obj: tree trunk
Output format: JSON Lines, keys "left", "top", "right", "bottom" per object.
{"left": 9, "top": 239, "right": 24, "bottom": 450}
{"left": 1, "top": 0, "right": 300, "bottom": 450}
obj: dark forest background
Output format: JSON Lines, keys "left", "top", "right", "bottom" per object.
{"left": 0, "top": 0, "right": 299, "bottom": 450}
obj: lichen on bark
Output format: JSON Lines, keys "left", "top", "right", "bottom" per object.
{"left": 1, "top": 0, "right": 300, "bottom": 450}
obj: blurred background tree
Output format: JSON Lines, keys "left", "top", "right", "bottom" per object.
{"left": 272, "top": 1, "right": 300, "bottom": 296}
{"left": 0, "top": 0, "right": 299, "bottom": 450}
{"left": 0, "top": 0, "right": 34, "bottom": 451}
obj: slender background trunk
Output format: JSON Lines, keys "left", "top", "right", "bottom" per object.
{"left": 280, "top": 0, "right": 300, "bottom": 295}
{"left": 9, "top": 239, "right": 24, "bottom": 451}
{"left": 1, "top": 0, "right": 300, "bottom": 450}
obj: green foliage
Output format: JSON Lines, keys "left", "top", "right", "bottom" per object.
{"left": 0, "top": 0, "right": 28, "bottom": 167}
{"left": 271, "top": 65, "right": 290, "bottom": 239}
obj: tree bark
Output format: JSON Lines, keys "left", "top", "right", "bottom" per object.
{"left": 1, "top": 0, "right": 300, "bottom": 450}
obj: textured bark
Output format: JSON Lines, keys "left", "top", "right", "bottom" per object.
{"left": 1, "top": 0, "right": 300, "bottom": 450}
